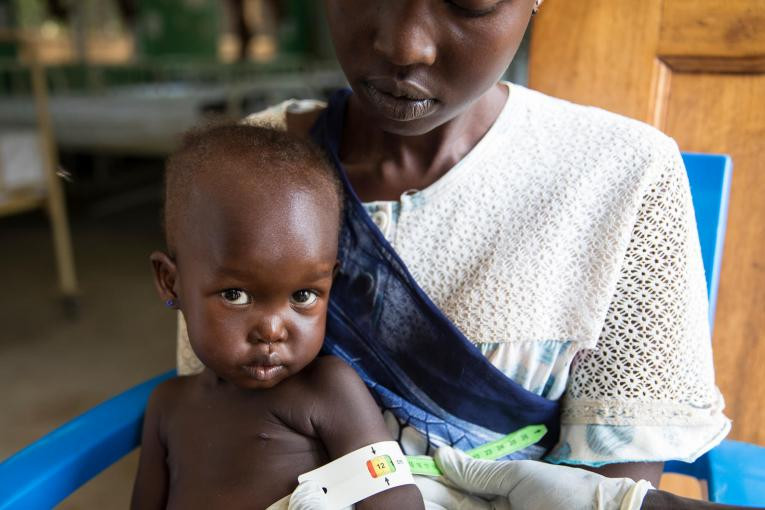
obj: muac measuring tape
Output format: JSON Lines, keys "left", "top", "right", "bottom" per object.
{"left": 406, "top": 424, "right": 548, "bottom": 476}
{"left": 297, "top": 424, "right": 547, "bottom": 509}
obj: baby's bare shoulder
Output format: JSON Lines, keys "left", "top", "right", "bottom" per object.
{"left": 301, "top": 355, "right": 364, "bottom": 391}
{"left": 278, "top": 356, "right": 371, "bottom": 419}
{"left": 145, "top": 374, "right": 200, "bottom": 417}
{"left": 295, "top": 356, "right": 380, "bottom": 421}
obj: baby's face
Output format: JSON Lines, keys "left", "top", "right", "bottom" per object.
{"left": 172, "top": 182, "right": 339, "bottom": 390}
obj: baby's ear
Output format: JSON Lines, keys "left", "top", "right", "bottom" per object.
{"left": 150, "top": 251, "right": 178, "bottom": 305}
{"left": 332, "top": 261, "right": 340, "bottom": 279}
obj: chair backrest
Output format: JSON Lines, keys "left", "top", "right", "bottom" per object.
{"left": 681, "top": 152, "right": 733, "bottom": 332}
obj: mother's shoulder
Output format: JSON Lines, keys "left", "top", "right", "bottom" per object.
{"left": 512, "top": 85, "right": 681, "bottom": 184}
{"left": 241, "top": 99, "right": 326, "bottom": 136}
{"left": 516, "top": 85, "right": 676, "bottom": 156}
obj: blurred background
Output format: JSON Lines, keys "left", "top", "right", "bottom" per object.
{"left": 0, "top": 1, "right": 530, "bottom": 508}
{"left": 2, "top": 0, "right": 764, "bottom": 507}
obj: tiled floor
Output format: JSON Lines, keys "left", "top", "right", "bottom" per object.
{"left": 1, "top": 198, "right": 176, "bottom": 508}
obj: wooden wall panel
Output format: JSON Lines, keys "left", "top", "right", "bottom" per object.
{"left": 659, "top": 0, "right": 765, "bottom": 58}
{"left": 528, "top": 0, "right": 662, "bottom": 122}
{"left": 663, "top": 73, "right": 765, "bottom": 445}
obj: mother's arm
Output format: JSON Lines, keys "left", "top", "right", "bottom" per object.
{"left": 568, "top": 464, "right": 754, "bottom": 509}
{"left": 576, "top": 462, "right": 664, "bottom": 489}
{"left": 642, "top": 490, "right": 748, "bottom": 510}
{"left": 554, "top": 143, "right": 729, "bottom": 490}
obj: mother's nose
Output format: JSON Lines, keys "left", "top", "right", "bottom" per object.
{"left": 372, "top": 1, "right": 437, "bottom": 68}
{"left": 247, "top": 312, "right": 288, "bottom": 344}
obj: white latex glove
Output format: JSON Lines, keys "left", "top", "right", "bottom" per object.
{"left": 434, "top": 446, "right": 652, "bottom": 510}
{"left": 264, "top": 480, "right": 331, "bottom": 510}
{"left": 415, "top": 474, "right": 493, "bottom": 510}
{"left": 288, "top": 480, "right": 331, "bottom": 510}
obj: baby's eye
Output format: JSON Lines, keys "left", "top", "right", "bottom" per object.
{"left": 220, "top": 289, "right": 251, "bottom": 305}
{"left": 290, "top": 289, "right": 318, "bottom": 308}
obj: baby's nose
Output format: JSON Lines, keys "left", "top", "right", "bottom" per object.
{"left": 248, "top": 314, "right": 287, "bottom": 344}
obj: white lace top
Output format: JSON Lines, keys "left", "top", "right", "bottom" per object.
{"left": 177, "top": 84, "right": 729, "bottom": 465}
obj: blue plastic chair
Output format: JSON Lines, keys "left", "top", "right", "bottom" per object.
{"left": 662, "top": 154, "right": 765, "bottom": 507}
{"left": 1, "top": 153, "right": 763, "bottom": 509}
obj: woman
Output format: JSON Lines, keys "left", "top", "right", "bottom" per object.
{"left": 178, "top": 1, "right": 733, "bottom": 508}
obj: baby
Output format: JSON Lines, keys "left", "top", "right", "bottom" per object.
{"left": 131, "top": 124, "right": 424, "bottom": 509}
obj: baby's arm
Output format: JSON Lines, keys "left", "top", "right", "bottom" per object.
{"left": 308, "top": 356, "right": 425, "bottom": 510}
{"left": 130, "top": 382, "right": 172, "bottom": 510}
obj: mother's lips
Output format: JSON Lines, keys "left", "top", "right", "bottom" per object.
{"left": 361, "top": 79, "right": 439, "bottom": 122}
{"left": 365, "top": 76, "right": 435, "bottom": 101}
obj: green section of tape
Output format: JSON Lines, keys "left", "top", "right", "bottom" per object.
{"left": 406, "top": 424, "right": 547, "bottom": 477}
{"left": 465, "top": 424, "right": 548, "bottom": 460}
{"left": 407, "top": 455, "right": 443, "bottom": 477}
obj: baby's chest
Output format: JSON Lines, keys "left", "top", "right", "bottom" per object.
{"left": 164, "top": 403, "right": 328, "bottom": 509}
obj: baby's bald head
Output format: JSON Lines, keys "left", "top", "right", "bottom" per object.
{"left": 163, "top": 124, "right": 342, "bottom": 255}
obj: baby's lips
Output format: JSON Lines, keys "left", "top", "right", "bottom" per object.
{"left": 245, "top": 350, "right": 283, "bottom": 367}
{"left": 267, "top": 351, "right": 283, "bottom": 366}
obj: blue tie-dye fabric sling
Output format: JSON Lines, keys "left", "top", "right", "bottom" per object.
{"left": 311, "top": 89, "right": 560, "bottom": 458}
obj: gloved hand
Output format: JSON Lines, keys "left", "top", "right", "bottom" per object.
{"left": 264, "top": 480, "right": 330, "bottom": 510}
{"left": 287, "top": 480, "right": 330, "bottom": 510}
{"left": 434, "top": 446, "right": 652, "bottom": 510}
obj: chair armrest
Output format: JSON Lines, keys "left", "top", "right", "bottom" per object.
{"left": 0, "top": 371, "right": 175, "bottom": 510}
{"left": 707, "top": 440, "right": 765, "bottom": 506}
{"left": 665, "top": 439, "right": 765, "bottom": 506}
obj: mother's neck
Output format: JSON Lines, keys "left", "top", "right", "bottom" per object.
{"left": 340, "top": 83, "right": 508, "bottom": 201}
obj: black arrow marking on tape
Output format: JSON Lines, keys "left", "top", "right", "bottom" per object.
{"left": 371, "top": 446, "right": 376, "bottom": 454}
{"left": 385, "top": 477, "right": 390, "bottom": 486}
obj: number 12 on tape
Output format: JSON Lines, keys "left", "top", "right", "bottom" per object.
{"left": 298, "top": 441, "right": 414, "bottom": 510}
{"left": 366, "top": 455, "right": 396, "bottom": 478}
